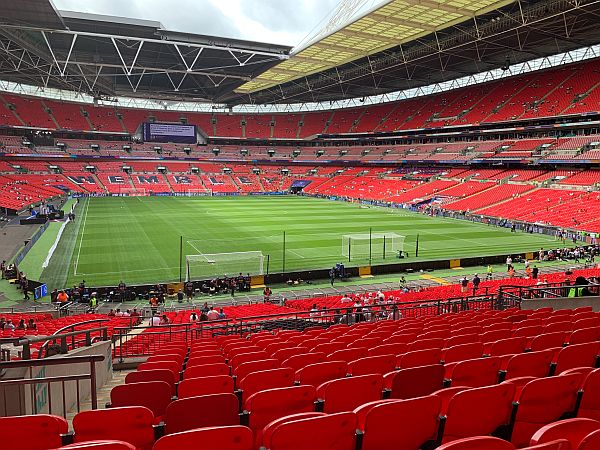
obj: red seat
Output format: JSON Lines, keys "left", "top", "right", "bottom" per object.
{"left": 281, "top": 352, "right": 327, "bottom": 371}
{"left": 186, "top": 355, "right": 226, "bottom": 367}
{"left": 244, "top": 386, "right": 317, "bottom": 449}
{"left": 59, "top": 440, "right": 136, "bottom": 450}
{"left": 347, "top": 354, "right": 396, "bottom": 376}
{"left": 0, "top": 414, "right": 68, "bottom": 450}
{"left": 109, "top": 381, "right": 171, "bottom": 421}
{"left": 125, "top": 369, "right": 176, "bottom": 396}
{"left": 397, "top": 348, "right": 442, "bottom": 369}
{"left": 529, "top": 332, "right": 568, "bottom": 351}
{"left": 487, "top": 337, "right": 529, "bottom": 356}
{"left": 183, "top": 363, "right": 230, "bottom": 379}
{"left": 354, "top": 395, "right": 441, "bottom": 450}
{"left": 410, "top": 338, "right": 444, "bottom": 351}
{"left": 137, "top": 361, "right": 180, "bottom": 381}
{"left": 510, "top": 373, "right": 583, "bottom": 447}
{"left": 164, "top": 393, "right": 240, "bottom": 434}
{"left": 435, "top": 436, "right": 514, "bottom": 449}
{"left": 578, "top": 368, "right": 600, "bottom": 420}
{"left": 441, "top": 383, "right": 516, "bottom": 443}
{"left": 444, "top": 334, "right": 481, "bottom": 348}
{"left": 177, "top": 375, "right": 234, "bottom": 398}
{"left": 311, "top": 342, "right": 345, "bottom": 354}
{"left": 327, "top": 348, "right": 368, "bottom": 363}
{"left": 368, "top": 342, "right": 409, "bottom": 356}
{"left": 579, "top": 429, "right": 600, "bottom": 450}
{"left": 153, "top": 425, "right": 253, "bottom": 450}
{"left": 442, "top": 343, "right": 484, "bottom": 364}
{"left": 316, "top": 374, "right": 383, "bottom": 413}
{"left": 383, "top": 364, "right": 445, "bottom": 399}
{"left": 446, "top": 357, "right": 501, "bottom": 387}
{"left": 233, "top": 359, "right": 280, "bottom": 381}
{"left": 263, "top": 412, "right": 356, "bottom": 450}
{"left": 230, "top": 351, "right": 269, "bottom": 370}
{"left": 530, "top": 418, "right": 600, "bottom": 449}
{"left": 73, "top": 407, "right": 155, "bottom": 450}
{"left": 554, "top": 342, "right": 600, "bottom": 374}
{"left": 502, "top": 349, "right": 555, "bottom": 380}
{"left": 146, "top": 353, "right": 184, "bottom": 368}
{"left": 295, "top": 361, "right": 348, "bottom": 387}
{"left": 569, "top": 327, "right": 600, "bottom": 345}
{"left": 261, "top": 413, "right": 326, "bottom": 449}
{"left": 238, "top": 367, "right": 294, "bottom": 403}
{"left": 272, "top": 347, "right": 308, "bottom": 362}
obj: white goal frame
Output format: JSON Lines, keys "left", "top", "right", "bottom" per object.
{"left": 119, "top": 187, "right": 145, "bottom": 197}
{"left": 342, "top": 232, "right": 405, "bottom": 261}
{"left": 185, "top": 187, "right": 212, "bottom": 196}
{"left": 185, "top": 251, "right": 265, "bottom": 281}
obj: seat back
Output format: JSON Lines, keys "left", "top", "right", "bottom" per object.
{"left": 530, "top": 418, "right": 600, "bottom": 449}
{"left": 435, "top": 436, "right": 514, "bottom": 450}
{"left": 177, "top": 375, "right": 234, "bottom": 399}
{"left": 511, "top": 373, "right": 583, "bottom": 447}
{"left": 347, "top": 354, "right": 396, "bottom": 376}
{"left": 281, "top": 352, "right": 327, "bottom": 371}
{"left": 59, "top": 440, "right": 136, "bottom": 450}
{"left": 295, "top": 361, "right": 348, "bottom": 387}
{"left": 0, "top": 414, "right": 68, "bottom": 450}
{"left": 327, "top": 348, "right": 368, "bottom": 363}
{"left": 264, "top": 412, "right": 356, "bottom": 450}
{"left": 110, "top": 381, "right": 172, "bottom": 419}
{"left": 164, "top": 393, "right": 240, "bottom": 434}
{"left": 137, "top": 361, "right": 180, "bottom": 380}
{"left": 355, "top": 395, "right": 441, "bottom": 450}
{"left": 73, "top": 407, "right": 155, "bottom": 450}
{"left": 154, "top": 425, "right": 253, "bottom": 450}
{"left": 410, "top": 338, "right": 444, "bottom": 351}
{"left": 503, "top": 349, "right": 555, "bottom": 380}
{"left": 317, "top": 374, "right": 383, "bottom": 413}
{"left": 578, "top": 429, "right": 600, "bottom": 450}
{"left": 554, "top": 342, "right": 600, "bottom": 374}
{"left": 238, "top": 367, "right": 294, "bottom": 402}
{"left": 447, "top": 357, "right": 501, "bottom": 387}
{"left": 234, "top": 359, "right": 279, "bottom": 381}
{"left": 125, "top": 369, "right": 176, "bottom": 395}
{"left": 442, "top": 343, "right": 484, "bottom": 364}
{"left": 397, "top": 348, "right": 442, "bottom": 369}
{"left": 383, "top": 364, "right": 445, "bottom": 399}
{"left": 529, "top": 332, "right": 568, "bottom": 352}
{"left": 442, "top": 383, "right": 516, "bottom": 443}
{"left": 578, "top": 368, "right": 600, "bottom": 420}
{"left": 183, "top": 362, "right": 230, "bottom": 379}
{"left": 488, "top": 337, "right": 529, "bottom": 356}
{"left": 186, "top": 355, "right": 226, "bottom": 367}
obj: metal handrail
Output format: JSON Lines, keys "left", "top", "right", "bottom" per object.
{"left": 37, "top": 318, "right": 110, "bottom": 359}
{"left": 0, "top": 355, "right": 105, "bottom": 416}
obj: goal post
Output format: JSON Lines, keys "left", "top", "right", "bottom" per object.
{"left": 119, "top": 187, "right": 145, "bottom": 197}
{"left": 342, "top": 232, "right": 405, "bottom": 262}
{"left": 185, "top": 187, "right": 212, "bottom": 196}
{"left": 185, "top": 251, "right": 265, "bottom": 281}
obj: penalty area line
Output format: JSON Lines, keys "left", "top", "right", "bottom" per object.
{"left": 73, "top": 198, "right": 90, "bottom": 276}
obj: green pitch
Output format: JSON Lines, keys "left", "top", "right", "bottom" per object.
{"left": 47, "top": 195, "right": 559, "bottom": 287}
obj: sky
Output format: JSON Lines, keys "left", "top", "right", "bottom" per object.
{"left": 52, "top": 0, "right": 344, "bottom": 47}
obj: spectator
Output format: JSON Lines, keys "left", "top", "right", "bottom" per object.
{"left": 17, "top": 319, "right": 26, "bottom": 330}
{"left": 460, "top": 276, "right": 468, "bottom": 293}
{"left": 107, "top": 309, "right": 115, "bottom": 317}
{"left": 201, "top": 302, "right": 210, "bottom": 313}
{"left": 189, "top": 312, "right": 199, "bottom": 323}
{"left": 27, "top": 318, "right": 36, "bottom": 330}
{"left": 0, "top": 260, "right": 5, "bottom": 279}
{"left": 149, "top": 313, "right": 161, "bottom": 326}
{"left": 387, "top": 305, "right": 402, "bottom": 320}
{"left": 486, "top": 265, "right": 493, "bottom": 280}
{"left": 472, "top": 274, "right": 480, "bottom": 293}
{"left": 160, "top": 314, "right": 170, "bottom": 325}
{"left": 177, "top": 290, "right": 184, "bottom": 303}
{"left": 207, "top": 307, "right": 219, "bottom": 321}
{"left": 263, "top": 286, "right": 272, "bottom": 303}
{"left": 57, "top": 290, "right": 69, "bottom": 303}
{"left": 199, "top": 311, "right": 208, "bottom": 322}
{"left": 0, "top": 317, "right": 5, "bottom": 330}
{"left": 309, "top": 303, "right": 319, "bottom": 318}
{"left": 5, "top": 320, "right": 15, "bottom": 331}
{"left": 218, "top": 308, "right": 227, "bottom": 320}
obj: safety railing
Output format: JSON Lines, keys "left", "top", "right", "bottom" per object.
{"left": 37, "top": 318, "right": 111, "bottom": 359}
{"left": 0, "top": 354, "right": 104, "bottom": 418}
{"left": 112, "top": 292, "right": 507, "bottom": 359}
{"left": 498, "top": 282, "right": 600, "bottom": 302}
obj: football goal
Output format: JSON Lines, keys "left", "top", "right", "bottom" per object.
{"left": 342, "top": 232, "right": 405, "bottom": 262}
{"left": 119, "top": 187, "right": 145, "bottom": 197}
{"left": 185, "top": 251, "right": 265, "bottom": 281}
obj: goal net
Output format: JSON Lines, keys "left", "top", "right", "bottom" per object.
{"left": 342, "top": 232, "right": 405, "bottom": 262}
{"left": 119, "top": 187, "right": 145, "bottom": 197}
{"left": 186, "top": 251, "right": 265, "bottom": 281}
{"left": 185, "top": 187, "right": 212, "bottom": 197}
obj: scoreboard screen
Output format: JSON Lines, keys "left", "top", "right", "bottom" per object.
{"left": 142, "top": 122, "right": 197, "bottom": 144}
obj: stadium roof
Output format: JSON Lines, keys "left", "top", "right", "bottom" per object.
{"left": 234, "top": 0, "right": 517, "bottom": 94}
{"left": 0, "top": 0, "right": 291, "bottom": 103}
{"left": 1, "top": 0, "right": 600, "bottom": 107}
{"left": 229, "top": 0, "right": 600, "bottom": 104}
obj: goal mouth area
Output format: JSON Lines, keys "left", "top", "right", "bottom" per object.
{"left": 185, "top": 251, "right": 265, "bottom": 281}
{"left": 342, "top": 232, "right": 406, "bottom": 261}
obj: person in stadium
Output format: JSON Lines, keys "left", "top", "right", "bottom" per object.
{"left": 4, "top": 319, "right": 15, "bottom": 331}
{"left": 472, "top": 274, "right": 480, "bottom": 293}
{"left": 341, "top": 293, "right": 351, "bottom": 303}
{"left": 21, "top": 275, "right": 30, "bottom": 300}
{"left": 107, "top": 309, "right": 115, "bottom": 317}
{"left": 309, "top": 304, "right": 319, "bottom": 319}
{"left": 218, "top": 308, "right": 227, "bottom": 320}
{"left": 532, "top": 265, "right": 539, "bottom": 279}
{"left": 263, "top": 286, "right": 272, "bottom": 302}
{"left": 189, "top": 311, "right": 198, "bottom": 323}
{"left": 0, "top": 260, "right": 5, "bottom": 279}
{"left": 486, "top": 264, "right": 493, "bottom": 280}
{"left": 207, "top": 307, "right": 220, "bottom": 321}
{"left": 506, "top": 256, "right": 513, "bottom": 271}
{"left": 201, "top": 302, "right": 210, "bottom": 313}
{"left": 118, "top": 280, "right": 126, "bottom": 301}
{"left": 0, "top": 318, "right": 5, "bottom": 330}
{"left": 387, "top": 305, "right": 402, "bottom": 320}
{"left": 27, "top": 318, "right": 36, "bottom": 330}
{"left": 130, "top": 309, "right": 141, "bottom": 325}
{"left": 57, "top": 290, "right": 69, "bottom": 303}
{"left": 185, "top": 281, "right": 194, "bottom": 300}
{"left": 460, "top": 276, "right": 468, "bottom": 293}
{"left": 16, "top": 319, "right": 26, "bottom": 330}
{"left": 329, "top": 267, "right": 335, "bottom": 286}
{"left": 149, "top": 295, "right": 158, "bottom": 315}
{"left": 177, "top": 290, "right": 184, "bottom": 303}
{"left": 160, "top": 314, "right": 170, "bottom": 325}
{"left": 149, "top": 313, "right": 161, "bottom": 326}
